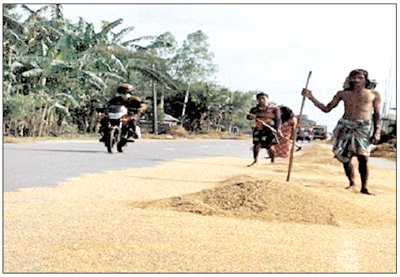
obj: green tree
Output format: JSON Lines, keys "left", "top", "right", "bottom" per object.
{"left": 6, "top": 5, "right": 247, "bottom": 137}
{"left": 4, "top": 4, "right": 177, "bottom": 136}
{"left": 168, "top": 30, "right": 217, "bottom": 118}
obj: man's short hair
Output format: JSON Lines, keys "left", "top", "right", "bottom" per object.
{"left": 256, "top": 92, "right": 269, "bottom": 99}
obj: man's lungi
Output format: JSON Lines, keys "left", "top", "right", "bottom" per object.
{"left": 252, "top": 126, "right": 278, "bottom": 149}
{"left": 332, "top": 118, "right": 373, "bottom": 163}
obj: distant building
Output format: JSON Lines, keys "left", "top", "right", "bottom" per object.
{"left": 159, "top": 114, "right": 180, "bottom": 133}
{"left": 298, "top": 114, "right": 316, "bottom": 127}
{"left": 140, "top": 113, "right": 180, "bottom": 134}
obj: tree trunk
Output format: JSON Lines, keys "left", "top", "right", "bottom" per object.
{"left": 38, "top": 104, "right": 48, "bottom": 137}
{"left": 152, "top": 71, "right": 158, "bottom": 134}
{"left": 89, "top": 111, "right": 98, "bottom": 133}
{"left": 160, "top": 86, "right": 164, "bottom": 111}
{"left": 181, "top": 83, "right": 191, "bottom": 118}
{"left": 47, "top": 108, "right": 54, "bottom": 136}
{"left": 30, "top": 117, "right": 36, "bottom": 137}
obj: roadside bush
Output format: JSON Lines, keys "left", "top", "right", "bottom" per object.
{"left": 167, "top": 125, "right": 189, "bottom": 138}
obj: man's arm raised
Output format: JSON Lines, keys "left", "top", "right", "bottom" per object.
{"left": 302, "top": 89, "right": 342, "bottom": 113}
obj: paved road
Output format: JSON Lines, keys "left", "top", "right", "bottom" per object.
{"left": 4, "top": 139, "right": 255, "bottom": 192}
{"left": 4, "top": 139, "right": 394, "bottom": 192}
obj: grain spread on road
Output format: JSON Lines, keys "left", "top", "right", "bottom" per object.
{"left": 4, "top": 142, "right": 396, "bottom": 273}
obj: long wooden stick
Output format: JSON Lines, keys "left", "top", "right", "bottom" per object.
{"left": 246, "top": 113, "right": 280, "bottom": 143}
{"left": 286, "top": 71, "right": 312, "bottom": 182}
{"left": 247, "top": 112, "right": 301, "bottom": 146}
{"left": 250, "top": 114, "right": 277, "bottom": 133}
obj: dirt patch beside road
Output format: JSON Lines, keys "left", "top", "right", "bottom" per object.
{"left": 3, "top": 142, "right": 396, "bottom": 273}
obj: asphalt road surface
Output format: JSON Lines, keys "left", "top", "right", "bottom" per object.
{"left": 4, "top": 139, "right": 394, "bottom": 192}
{"left": 4, "top": 139, "right": 255, "bottom": 192}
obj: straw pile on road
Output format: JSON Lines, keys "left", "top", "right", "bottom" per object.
{"left": 4, "top": 142, "right": 396, "bottom": 273}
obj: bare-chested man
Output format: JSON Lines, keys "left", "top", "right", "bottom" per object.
{"left": 302, "top": 69, "right": 381, "bottom": 195}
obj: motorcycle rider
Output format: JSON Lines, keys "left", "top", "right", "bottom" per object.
{"left": 99, "top": 83, "right": 147, "bottom": 142}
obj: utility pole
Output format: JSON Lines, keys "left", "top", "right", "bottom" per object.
{"left": 152, "top": 64, "right": 158, "bottom": 134}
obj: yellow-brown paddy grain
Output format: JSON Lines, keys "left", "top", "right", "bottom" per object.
{"left": 3, "top": 142, "right": 396, "bottom": 273}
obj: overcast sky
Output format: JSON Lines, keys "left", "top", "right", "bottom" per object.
{"left": 17, "top": 3, "right": 396, "bottom": 131}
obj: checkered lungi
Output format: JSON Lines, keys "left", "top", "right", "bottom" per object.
{"left": 332, "top": 118, "right": 373, "bottom": 163}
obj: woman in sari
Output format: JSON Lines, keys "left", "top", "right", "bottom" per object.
{"left": 275, "top": 106, "right": 298, "bottom": 158}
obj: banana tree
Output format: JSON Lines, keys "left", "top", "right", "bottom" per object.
{"left": 4, "top": 4, "right": 180, "bottom": 136}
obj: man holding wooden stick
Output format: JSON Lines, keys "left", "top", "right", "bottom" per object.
{"left": 247, "top": 92, "right": 283, "bottom": 167}
{"left": 302, "top": 69, "right": 381, "bottom": 195}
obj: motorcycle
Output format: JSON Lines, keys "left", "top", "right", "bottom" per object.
{"left": 101, "top": 104, "right": 138, "bottom": 153}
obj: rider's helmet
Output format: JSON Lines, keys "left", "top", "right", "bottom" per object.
{"left": 117, "top": 83, "right": 135, "bottom": 100}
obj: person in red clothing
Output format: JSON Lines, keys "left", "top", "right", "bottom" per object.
{"left": 275, "top": 106, "right": 298, "bottom": 158}
{"left": 247, "top": 92, "right": 283, "bottom": 166}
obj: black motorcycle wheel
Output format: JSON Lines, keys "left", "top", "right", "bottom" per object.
{"left": 107, "top": 129, "right": 118, "bottom": 153}
{"left": 117, "top": 140, "right": 124, "bottom": 153}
